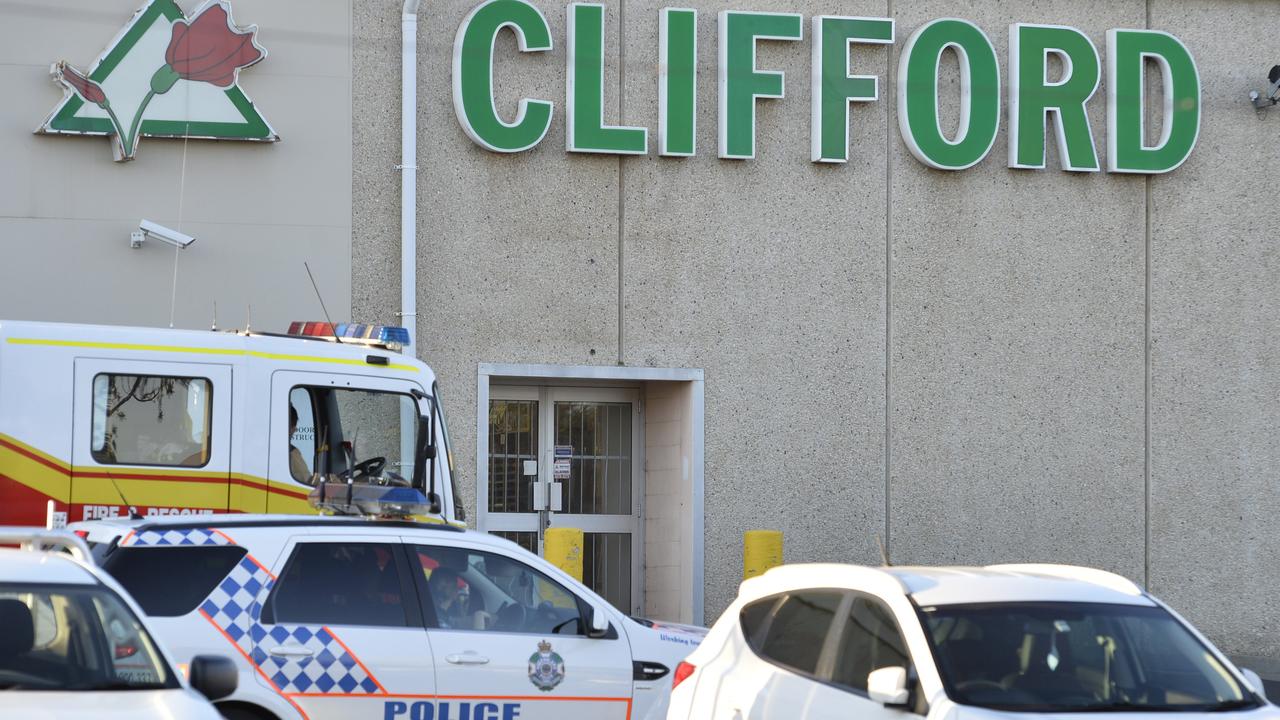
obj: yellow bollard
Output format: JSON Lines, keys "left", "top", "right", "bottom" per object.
{"left": 544, "top": 527, "right": 584, "bottom": 582}
{"left": 743, "top": 530, "right": 784, "bottom": 579}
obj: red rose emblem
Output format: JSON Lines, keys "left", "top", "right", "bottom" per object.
{"left": 58, "top": 62, "right": 107, "bottom": 106}
{"left": 150, "top": 2, "right": 264, "bottom": 94}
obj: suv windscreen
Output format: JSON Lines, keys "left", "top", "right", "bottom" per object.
{"left": 0, "top": 583, "right": 178, "bottom": 691}
{"left": 921, "top": 602, "right": 1257, "bottom": 713}
{"left": 102, "top": 546, "right": 247, "bottom": 617}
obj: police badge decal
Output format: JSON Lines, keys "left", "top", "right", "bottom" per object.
{"left": 527, "top": 640, "right": 565, "bottom": 691}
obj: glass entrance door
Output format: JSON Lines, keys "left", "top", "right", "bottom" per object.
{"left": 485, "top": 386, "right": 642, "bottom": 614}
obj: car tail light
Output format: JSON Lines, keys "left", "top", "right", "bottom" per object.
{"left": 672, "top": 661, "right": 696, "bottom": 690}
{"left": 72, "top": 530, "right": 90, "bottom": 540}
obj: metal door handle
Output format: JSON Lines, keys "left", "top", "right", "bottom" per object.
{"left": 446, "top": 653, "right": 490, "bottom": 665}
{"left": 268, "top": 644, "right": 314, "bottom": 658}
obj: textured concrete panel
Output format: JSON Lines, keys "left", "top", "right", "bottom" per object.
{"left": 622, "top": 0, "right": 891, "bottom": 618}
{"left": 351, "top": 0, "right": 623, "bottom": 517}
{"left": 1148, "top": 0, "right": 1280, "bottom": 661}
{"left": 0, "top": 0, "right": 353, "bottom": 331}
{"left": 888, "top": 2, "right": 1147, "bottom": 578}
{"left": 0, "top": 216, "right": 350, "bottom": 332}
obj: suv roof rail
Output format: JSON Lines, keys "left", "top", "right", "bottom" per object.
{"left": 986, "top": 563, "right": 1144, "bottom": 595}
{"left": 129, "top": 517, "right": 464, "bottom": 535}
{"left": 0, "top": 527, "right": 93, "bottom": 564}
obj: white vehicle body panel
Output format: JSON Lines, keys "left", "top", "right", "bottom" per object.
{"left": 0, "top": 319, "right": 461, "bottom": 527}
{"left": 668, "top": 563, "right": 1269, "bottom": 720}
{"left": 0, "top": 543, "right": 226, "bottom": 719}
{"left": 73, "top": 514, "right": 706, "bottom": 720}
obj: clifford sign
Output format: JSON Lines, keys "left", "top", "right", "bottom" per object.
{"left": 451, "top": 2, "right": 1200, "bottom": 174}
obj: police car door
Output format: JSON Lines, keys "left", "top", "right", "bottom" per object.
{"left": 409, "top": 540, "right": 634, "bottom": 720}
{"left": 255, "top": 534, "right": 436, "bottom": 720}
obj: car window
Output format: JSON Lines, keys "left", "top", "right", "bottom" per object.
{"left": 0, "top": 583, "right": 177, "bottom": 691}
{"left": 830, "top": 596, "right": 909, "bottom": 692}
{"left": 922, "top": 602, "right": 1255, "bottom": 712}
{"left": 741, "top": 591, "right": 844, "bottom": 676}
{"left": 102, "top": 546, "right": 247, "bottom": 617}
{"left": 413, "top": 545, "right": 584, "bottom": 635}
{"left": 267, "top": 543, "right": 408, "bottom": 627}
{"left": 91, "top": 374, "right": 212, "bottom": 467}
{"left": 285, "top": 386, "right": 421, "bottom": 487}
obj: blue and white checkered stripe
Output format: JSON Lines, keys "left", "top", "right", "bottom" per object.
{"left": 129, "top": 528, "right": 230, "bottom": 546}
{"left": 196, "top": 548, "right": 383, "bottom": 695}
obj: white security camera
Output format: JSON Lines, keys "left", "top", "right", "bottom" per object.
{"left": 1249, "top": 65, "right": 1280, "bottom": 112}
{"left": 130, "top": 220, "right": 195, "bottom": 249}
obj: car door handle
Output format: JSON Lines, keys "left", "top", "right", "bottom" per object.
{"left": 446, "top": 652, "right": 490, "bottom": 665}
{"left": 267, "top": 644, "right": 315, "bottom": 658}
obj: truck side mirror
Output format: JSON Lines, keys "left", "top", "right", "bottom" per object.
{"left": 867, "top": 666, "right": 910, "bottom": 706}
{"left": 189, "top": 654, "right": 237, "bottom": 701}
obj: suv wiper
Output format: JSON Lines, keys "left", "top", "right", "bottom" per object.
{"left": 71, "top": 680, "right": 167, "bottom": 691}
{"left": 1064, "top": 702, "right": 1193, "bottom": 713}
{"left": 1206, "top": 699, "right": 1258, "bottom": 712}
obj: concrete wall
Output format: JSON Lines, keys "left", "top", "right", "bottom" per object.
{"left": 645, "top": 380, "right": 698, "bottom": 623}
{"left": 0, "top": 0, "right": 353, "bottom": 331}
{"left": 348, "top": 0, "right": 1280, "bottom": 660}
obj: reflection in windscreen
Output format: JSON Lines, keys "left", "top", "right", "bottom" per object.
{"left": 0, "top": 584, "right": 176, "bottom": 691}
{"left": 923, "top": 602, "right": 1255, "bottom": 713}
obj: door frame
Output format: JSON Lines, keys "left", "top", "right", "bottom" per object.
{"left": 486, "top": 384, "right": 644, "bottom": 614}
{"left": 476, "top": 363, "right": 706, "bottom": 624}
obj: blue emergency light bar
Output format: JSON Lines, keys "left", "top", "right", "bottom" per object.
{"left": 287, "top": 322, "right": 410, "bottom": 348}
{"left": 309, "top": 482, "right": 433, "bottom": 519}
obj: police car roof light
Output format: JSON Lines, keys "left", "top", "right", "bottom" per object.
{"left": 309, "top": 483, "right": 433, "bottom": 519}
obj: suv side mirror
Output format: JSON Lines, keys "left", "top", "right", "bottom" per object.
{"left": 587, "top": 602, "right": 610, "bottom": 638}
{"left": 867, "top": 666, "right": 910, "bottom": 706}
{"left": 1242, "top": 668, "right": 1268, "bottom": 701}
{"left": 189, "top": 654, "right": 237, "bottom": 701}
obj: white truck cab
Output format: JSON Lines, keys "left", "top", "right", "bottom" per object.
{"left": 0, "top": 319, "right": 463, "bottom": 528}
{"left": 72, "top": 508, "right": 706, "bottom": 720}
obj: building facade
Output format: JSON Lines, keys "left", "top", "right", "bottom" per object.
{"left": 2, "top": 0, "right": 1278, "bottom": 668}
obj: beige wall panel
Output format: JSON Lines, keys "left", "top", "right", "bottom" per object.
{"left": 0, "top": 0, "right": 353, "bottom": 331}
{"left": 622, "top": 0, "right": 891, "bottom": 618}
{"left": 888, "top": 2, "right": 1147, "bottom": 578}
{"left": 351, "top": 0, "right": 623, "bottom": 518}
{"left": 1148, "top": 0, "right": 1280, "bottom": 662}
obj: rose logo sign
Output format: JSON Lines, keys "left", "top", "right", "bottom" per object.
{"left": 38, "top": 0, "right": 276, "bottom": 162}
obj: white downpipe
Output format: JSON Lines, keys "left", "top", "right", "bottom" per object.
{"left": 400, "top": 1, "right": 421, "bottom": 489}
{"left": 401, "top": 0, "right": 420, "bottom": 351}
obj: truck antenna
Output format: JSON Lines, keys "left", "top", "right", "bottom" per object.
{"left": 211, "top": 300, "right": 218, "bottom": 332}
{"left": 304, "top": 262, "right": 343, "bottom": 344}
{"left": 876, "top": 534, "right": 891, "bottom": 567}
{"left": 104, "top": 470, "right": 143, "bottom": 521}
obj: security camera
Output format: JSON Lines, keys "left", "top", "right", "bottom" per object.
{"left": 130, "top": 220, "right": 195, "bottom": 249}
{"left": 1249, "top": 64, "right": 1280, "bottom": 113}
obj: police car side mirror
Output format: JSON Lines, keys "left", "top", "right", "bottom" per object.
{"left": 587, "top": 602, "right": 610, "bottom": 638}
{"left": 189, "top": 654, "right": 237, "bottom": 701}
{"left": 867, "top": 666, "right": 910, "bottom": 706}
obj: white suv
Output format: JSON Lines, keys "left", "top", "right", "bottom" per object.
{"left": 74, "top": 514, "right": 706, "bottom": 720}
{"left": 668, "top": 563, "right": 1271, "bottom": 720}
{"left": 0, "top": 527, "right": 234, "bottom": 718}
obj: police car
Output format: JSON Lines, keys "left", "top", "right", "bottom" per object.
{"left": 72, "top": 488, "right": 706, "bottom": 720}
{"left": 667, "top": 563, "right": 1272, "bottom": 720}
{"left": 0, "top": 526, "right": 235, "bottom": 718}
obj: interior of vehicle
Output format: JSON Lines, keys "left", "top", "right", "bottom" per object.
{"left": 0, "top": 584, "right": 173, "bottom": 691}
{"left": 923, "top": 602, "right": 1252, "bottom": 711}
{"left": 415, "top": 546, "right": 585, "bottom": 635}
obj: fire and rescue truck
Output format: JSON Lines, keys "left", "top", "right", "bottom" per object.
{"left": 0, "top": 319, "right": 463, "bottom": 527}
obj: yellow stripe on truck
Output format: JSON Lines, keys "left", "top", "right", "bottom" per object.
{"left": 5, "top": 337, "right": 421, "bottom": 373}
